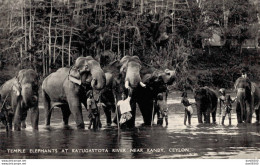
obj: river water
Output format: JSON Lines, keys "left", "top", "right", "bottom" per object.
{"left": 0, "top": 92, "right": 260, "bottom": 159}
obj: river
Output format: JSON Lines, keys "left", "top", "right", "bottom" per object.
{"left": 0, "top": 92, "right": 260, "bottom": 159}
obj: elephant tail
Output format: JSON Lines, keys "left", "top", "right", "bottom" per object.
{"left": 42, "top": 89, "right": 51, "bottom": 110}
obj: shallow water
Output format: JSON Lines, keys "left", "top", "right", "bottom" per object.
{"left": 0, "top": 92, "right": 260, "bottom": 159}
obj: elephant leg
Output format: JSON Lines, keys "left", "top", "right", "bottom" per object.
{"left": 7, "top": 113, "right": 13, "bottom": 130}
{"left": 242, "top": 102, "right": 246, "bottom": 122}
{"left": 127, "top": 100, "right": 136, "bottom": 128}
{"left": 67, "top": 97, "right": 84, "bottom": 129}
{"left": 43, "top": 90, "right": 52, "bottom": 126}
{"left": 197, "top": 110, "right": 203, "bottom": 124}
{"left": 21, "top": 110, "right": 27, "bottom": 129}
{"left": 221, "top": 116, "right": 225, "bottom": 125}
{"left": 236, "top": 102, "right": 242, "bottom": 123}
{"left": 212, "top": 110, "right": 217, "bottom": 124}
{"left": 13, "top": 97, "right": 23, "bottom": 131}
{"left": 30, "top": 106, "right": 39, "bottom": 130}
{"left": 255, "top": 108, "right": 260, "bottom": 123}
{"left": 206, "top": 110, "right": 210, "bottom": 123}
{"left": 61, "top": 105, "right": 71, "bottom": 126}
{"left": 104, "top": 107, "right": 112, "bottom": 126}
{"left": 203, "top": 111, "right": 207, "bottom": 123}
{"left": 246, "top": 101, "right": 252, "bottom": 123}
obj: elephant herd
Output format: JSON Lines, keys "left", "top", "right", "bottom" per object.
{"left": 0, "top": 56, "right": 259, "bottom": 131}
{"left": 0, "top": 56, "right": 177, "bottom": 131}
{"left": 193, "top": 80, "right": 260, "bottom": 125}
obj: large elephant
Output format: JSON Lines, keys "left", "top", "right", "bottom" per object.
{"left": 136, "top": 68, "right": 177, "bottom": 126}
{"left": 100, "top": 55, "right": 177, "bottom": 128}
{"left": 42, "top": 56, "right": 106, "bottom": 129}
{"left": 100, "top": 55, "right": 143, "bottom": 127}
{"left": 0, "top": 69, "right": 39, "bottom": 131}
{"left": 234, "top": 77, "right": 260, "bottom": 123}
{"left": 194, "top": 87, "right": 218, "bottom": 124}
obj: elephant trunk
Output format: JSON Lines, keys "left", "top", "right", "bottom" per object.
{"left": 14, "top": 95, "right": 22, "bottom": 131}
{"left": 125, "top": 68, "right": 141, "bottom": 88}
{"left": 30, "top": 106, "right": 39, "bottom": 130}
{"left": 237, "top": 89, "right": 246, "bottom": 122}
{"left": 91, "top": 67, "right": 106, "bottom": 90}
{"left": 21, "top": 83, "right": 38, "bottom": 106}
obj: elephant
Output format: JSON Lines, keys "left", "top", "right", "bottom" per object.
{"left": 234, "top": 77, "right": 260, "bottom": 123}
{"left": 100, "top": 55, "right": 143, "bottom": 127}
{"left": 194, "top": 87, "right": 218, "bottom": 124}
{"left": 42, "top": 56, "right": 106, "bottom": 129}
{"left": 136, "top": 68, "right": 176, "bottom": 126}
{"left": 0, "top": 69, "right": 39, "bottom": 131}
{"left": 100, "top": 54, "right": 177, "bottom": 128}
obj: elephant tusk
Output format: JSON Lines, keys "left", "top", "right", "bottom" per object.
{"left": 125, "top": 80, "right": 129, "bottom": 89}
{"left": 91, "top": 78, "right": 97, "bottom": 88}
{"left": 140, "top": 82, "right": 146, "bottom": 87}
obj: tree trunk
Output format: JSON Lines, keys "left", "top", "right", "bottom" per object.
{"left": 62, "top": 14, "right": 65, "bottom": 67}
{"left": 53, "top": 25, "right": 57, "bottom": 64}
{"left": 24, "top": 0, "right": 27, "bottom": 53}
{"left": 20, "top": 44, "right": 23, "bottom": 69}
{"left": 42, "top": 37, "right": 45, "bottom": 76}
{"left": 68, "top": 27, "right": 72, "bottom": 66}
{"left": 48, "top": 0, "right": 53, "bottom": 73}
{"left": 140, "top": 0, "right": 143, "bottom": 14}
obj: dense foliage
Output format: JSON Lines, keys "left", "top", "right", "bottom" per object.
{"left": 0, "top": 0, "right": 259, "bottom": 89}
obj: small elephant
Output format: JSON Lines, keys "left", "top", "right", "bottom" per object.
{"left": 42, "top": 56, "right": 106, "bottom": 129}
{"left": 234, "top": 77, "right": 260, "bottom": 123}
{"left": 194, "top": 87, "right": 218, "bottom": 124}
{"left": 0, "top": 69, "right": 39, "bottom": 131}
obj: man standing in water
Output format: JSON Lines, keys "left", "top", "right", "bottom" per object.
{"left": 87, "top": 91, "right": 102, "bottom": 129}
{"left": 219, "top": 88, "right": 236, "bottom": 125}
{"left": 181, "top": 91, "right": 193, "bottom": 125}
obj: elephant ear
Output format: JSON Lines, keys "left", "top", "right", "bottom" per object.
{"left": 69, "top": 56, "right": 94, "bottom": 82}
{"left": 131, "top": 56, "right": 142, "bottom": 65}
{"left": 74, "top": 56, "right": 94, "bottom": 71}
{"left": 120, "top": 55, "right": 131, "bottom": 65}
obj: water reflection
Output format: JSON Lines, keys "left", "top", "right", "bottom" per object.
{"left": 1, "top": 97, "right": 260, "bottom": 159}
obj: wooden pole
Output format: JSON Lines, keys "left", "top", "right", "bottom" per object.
{"left": 151, "top": 100, "right": 155, "bottom": 126}
{"left": 113, "top": 92, "right": 120, "bottom": 131}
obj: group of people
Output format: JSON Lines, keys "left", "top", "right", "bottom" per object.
{"left": 86, "top": 87, "right": 237, "bottom": 129}
{"left": 181, "top": 88, "right": 236, "bottom": 126}
{"left": 86, "top": 69, "right": 250, "bottom": 128}
{"left": 180, "top": 70, "right": 252, "bottom": 126}
{"left": 86, "top": 90, "right": 133, "bottom": 129}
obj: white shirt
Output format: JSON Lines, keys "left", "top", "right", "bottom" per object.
{"left": 117, "top": 97, "right": 131, "bottom": 114}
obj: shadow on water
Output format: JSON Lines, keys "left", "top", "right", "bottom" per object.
{"left": 1, "top": 94, "right": 260, "bottom": 159}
